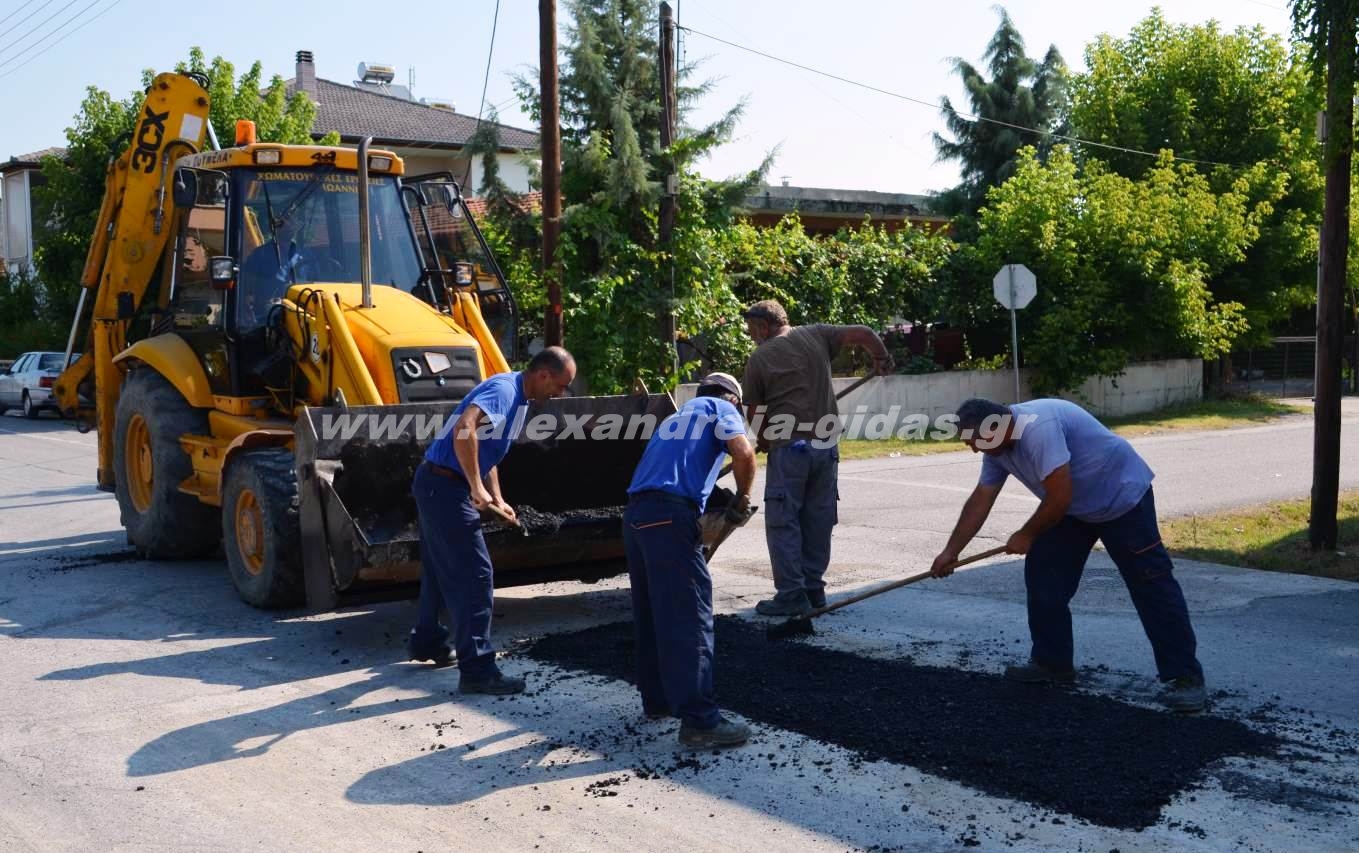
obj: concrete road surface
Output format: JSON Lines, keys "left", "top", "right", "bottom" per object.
{"left": 1, "top": 407, "right": 1357, "bottom": 852}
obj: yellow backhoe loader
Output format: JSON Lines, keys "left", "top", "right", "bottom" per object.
{"left": 54, "top": 71, "right": 678, "bottom": 609}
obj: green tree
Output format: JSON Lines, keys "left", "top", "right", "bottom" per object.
{"left": 30, "top": 48, "right": 330, "bottom": 333}
{"left": 970, "top": 147, "right": 1263, "bottom": 393}
{"left": 933, "top": 8, "right": 1068, "bottom": 216}
{"left": 511, "top": 0, "right": 763, "bottom": 391}
{"left": 1068, "top": 10, "right": 1322, "bottom": 339}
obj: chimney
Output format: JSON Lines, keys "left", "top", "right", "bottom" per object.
{"left": 295, "top": 50, "right": 317, "bottom": 99}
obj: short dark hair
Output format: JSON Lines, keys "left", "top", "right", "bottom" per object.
{"left": 955, "top": 398, "right": 1011, "bottom": 430}
{"left": 696, "top": 384, "right": 740, "bottom": 405}
{"left": 742, "top": 299, "right": 788, "bottom": 327}
{"left": 527, "top": 346, "right": 575, "bottom": 375}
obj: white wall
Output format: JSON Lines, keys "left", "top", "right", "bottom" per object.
{"left": 676, "top": 359, "right": 1203, "bottom": 421}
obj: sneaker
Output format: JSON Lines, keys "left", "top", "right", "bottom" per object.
{"left": 1004, "top": 660, "right": 1076, "bottom": 684}
{"left": 459, "top": 673, "right": 526, "bottom": 695}
{"left": 755, "top": 595, "right": 812, "bottom": 617}
{"left": 1162, "top": 677, "right": 1207, "bottom": 713}
{"left": 807, "top": 589, "right": 827, "bottom": 610}
{"left": 678, "top": 717, "right": 750, "bottom": 749}
{"left": 407, "top": 627, "right": 454, "bottom": 666}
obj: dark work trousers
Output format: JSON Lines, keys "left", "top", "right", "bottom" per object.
{"left": 411, "top": 462, "right": 499, "bottom": 680}
{"left": 1025, "top": 487, "right": 1204, "bottom": 682}
{"left": 764, "top": 441, "right": 839, "bottom": 604}
{"left": 623, "top": 490, "right": 721, "bottom": 729}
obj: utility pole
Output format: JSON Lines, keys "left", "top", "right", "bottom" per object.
{"left": 657, "top": 1, "right": 679, "bottom": 375}
{"left": 540, "top": 0, "right": 564, "bottom": 348}
{"left": 1311, "top": 4, "right": 1353, "bottom": 551}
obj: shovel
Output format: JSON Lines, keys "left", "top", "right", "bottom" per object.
{"left": 766, "top": 545, "right": 1007, "bottom": 641}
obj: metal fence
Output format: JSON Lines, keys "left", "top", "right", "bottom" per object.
{"left": 1229, "top": 335, "right": 1359, "bottom": 397}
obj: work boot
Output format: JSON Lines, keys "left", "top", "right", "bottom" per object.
{"left": 407, "top": 627, "right": 454, "bottom": 666}
{"left": 459, "top": 672, "right": 526, "bottom": 695}
{"left": 678, "top": 717, "right": 750, "bottom": 749}
{"left": 1004, "top": 660, "right": 1076, "bottom": 685}
{"left": 807, "top": 589, "right": 827, "bottom": 610}
{"left": 755, "top": 594, "right": 812, "bottom": 617}
{"left": 1162, "top": 677, "right": 1207, "bottom": 713}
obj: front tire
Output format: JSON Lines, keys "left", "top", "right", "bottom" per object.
{"left": 113, "top": 370, "right": 220, "bottom": 558}
{"left": 222, "top": 449, "right": 303, "bottom": 608}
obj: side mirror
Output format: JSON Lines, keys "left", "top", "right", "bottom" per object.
{"left": 172, "top": 168, "right": 198, "bottom": 208}
{"left": 209, "top": 256, "right": 237, "bottom": 291}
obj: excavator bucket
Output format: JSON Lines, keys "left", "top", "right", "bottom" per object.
{"left": 294, "top": 391, "right": 678, "bottom": 609}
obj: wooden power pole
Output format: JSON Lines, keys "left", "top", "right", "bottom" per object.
{"left": 1311, "top": 4, "right": 1354, "bottom": 551}
{"left": 658, "top": 1, "right": 679, "bottom": 375}
{"left": 540, "top": 0, "right": 564, "bottom": 348}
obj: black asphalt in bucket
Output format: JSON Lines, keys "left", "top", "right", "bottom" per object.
{"left": 527, "top": 616, "right": 1277, "bottom": 829}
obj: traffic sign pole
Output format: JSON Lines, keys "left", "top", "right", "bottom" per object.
{"left": 1009, "top": 265, "right": 1021, "bottom": 402}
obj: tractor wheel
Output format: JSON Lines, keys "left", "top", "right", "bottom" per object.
{"left": 113, "top": 369, "right": 220, "bottom": 558}
{"left": 222, "top": 449, "right": 303, "bottom": 608}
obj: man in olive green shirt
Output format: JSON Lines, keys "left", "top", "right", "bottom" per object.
{"left": 741, "top": 300, "right": 892, "bottom": 616}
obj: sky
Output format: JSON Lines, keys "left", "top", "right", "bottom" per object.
{"left": 0, "top": 0, "right": 1294, "bottom": 195}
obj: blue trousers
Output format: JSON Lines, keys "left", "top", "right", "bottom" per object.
{"left": 1026, "top": 488, "right": 1203, "bottom": 682}
{"left": 411, "top": 463, "right": 499, "bottom": 680}
{"left": 623, "top": 491, "right": 720, "bottom": 729}
{"left": 764, "top": 441, "right": 839, "bottom": 602}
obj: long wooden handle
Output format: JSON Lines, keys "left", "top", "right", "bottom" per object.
{"left": 807, "top": 545, "right": 1007, "bottom": 619}
{"left": 484, "top": 501, "right": 520, "bottom": 527}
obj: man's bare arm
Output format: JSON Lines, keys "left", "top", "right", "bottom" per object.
{"left": 930, "top": 483, "right": 1003, "bottom": 577}
{"left": 835, "top": 325, "right": 893, "bottom": 373}
{"left": 451, "top": 405, "right": 493, "bottom": 508}
{"left": 1005, "top": 464, "right": 1073, "bottom": 554}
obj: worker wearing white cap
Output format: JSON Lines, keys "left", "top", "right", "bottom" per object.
{"left": 623, "top": 372, "right": 757, "bottom": 749}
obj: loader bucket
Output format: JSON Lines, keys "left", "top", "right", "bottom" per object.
{"left": 294, "top": 392, "right": 678, "bottom": 609}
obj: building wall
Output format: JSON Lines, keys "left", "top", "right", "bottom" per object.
{"left": 675, "top": 359, "right": 1203, "bottom": 421}
{"left": 389, "top": 148, "right": 532, "bottom": 194}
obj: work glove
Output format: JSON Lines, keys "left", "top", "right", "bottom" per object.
{"left": 723, "top": 493, "right": 756, "bottom": 527}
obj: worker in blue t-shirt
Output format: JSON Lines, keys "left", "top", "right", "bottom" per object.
{"left": 930, "top": 397, "right": 1206, "bottom": 713}
{"left": 624, "top": 372, "right": 757, "bottom": 749}
{"left": 408, "top": 347, "right": 576, "bottom": 695}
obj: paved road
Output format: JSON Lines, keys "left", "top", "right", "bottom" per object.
{"left": 1, "top": 409, "right": 1356, "bottom": 852}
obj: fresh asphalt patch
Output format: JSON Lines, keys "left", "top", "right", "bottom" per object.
{"left": 527, "top": 616, "right": 1279, "bottom": 829}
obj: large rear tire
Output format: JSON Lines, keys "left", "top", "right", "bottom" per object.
{"left": 222, "top": 449, "right": 303, "bottom": 608}
{"left": 113, "top": 370, "right": 220, "bottom": 558}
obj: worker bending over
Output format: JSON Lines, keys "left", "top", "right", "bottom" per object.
{"left": 408, "top": 347, "right": 577, "bottom": 695}
{"left": 624, "top": 372, "right": 757, "bottom": 748}
{"left": 741, "top": 300, "right": 893, "bottom": 617}
{"left": 930, "top": 398, "right": 1206, "bottom": 712}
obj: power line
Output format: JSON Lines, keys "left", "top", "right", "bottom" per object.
{"left": 0, "top": 0, "right": 52, "bottom": 43}
{"left": 678, "top": 24, "right": 1241, "bottom": 169}
{"left": 462, "top": 0, "right": 501, "bottom": 189}
{"left": 0, "top": 0, "right": 119, "bottom": 80}
{"left": 0, "top": 0, "right": 100, "bottom": 73}
{"left": 0, "top": 0, "right": 80, "bottom": 62}
{"left": 0, "top": 0, "right": 41, "bottom": 30}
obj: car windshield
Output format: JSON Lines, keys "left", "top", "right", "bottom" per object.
{"left": 235, "top": 168, "right": 422, "bottom": 328}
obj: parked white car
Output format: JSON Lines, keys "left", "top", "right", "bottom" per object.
{"left": 0, "top": 352, "right": 75, "bottom": 418}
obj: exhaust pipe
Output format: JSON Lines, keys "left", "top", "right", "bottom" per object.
{"left": 358, "top": 136, "right": 373, "bottom": 309}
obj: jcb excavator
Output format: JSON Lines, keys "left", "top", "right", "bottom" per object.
{"left": 54, "top": 71, "right": 676, "bottom": 609}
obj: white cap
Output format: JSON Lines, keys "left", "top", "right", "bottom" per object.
{"left": 699, "top": 371, "right": 742, "bottom": 404}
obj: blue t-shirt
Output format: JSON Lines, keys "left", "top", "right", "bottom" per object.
{"left": 628, "top": 396, "right": 747, "bottom": 511}
{"left": 979, "top": 398, "right": 1153, "bottom": 523}
{"left": 425, "top": 371, "right": 527, "bottom": 480}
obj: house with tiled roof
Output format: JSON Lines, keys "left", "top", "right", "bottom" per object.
{"left": 741, "top": 181, "right": 947, "bottom": 235}
{"left": 289, "top": 51, "right": 538, "bottom": 194}
{"left": 1, "top": 147, "right": 65, "bottom": 276}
